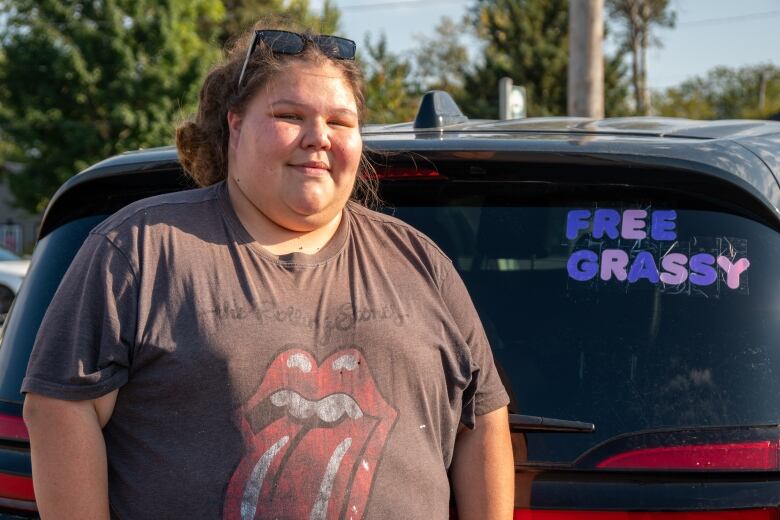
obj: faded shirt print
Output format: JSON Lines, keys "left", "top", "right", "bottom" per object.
{"left": 223, "top": 348, "right": 397, "bottom": 520}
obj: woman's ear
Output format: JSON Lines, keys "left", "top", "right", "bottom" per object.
{"left": 227, "top": 111, "right": 242, "bottom": 151}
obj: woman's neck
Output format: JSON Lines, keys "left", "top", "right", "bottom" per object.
{"left": 227, "top": 177, "right": 343, "bottom": 256}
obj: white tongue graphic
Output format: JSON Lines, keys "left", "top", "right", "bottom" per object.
{"left": 241, "top": 436, "right": 289, "bottom": 520}
{"left": 270, "top": 390, "right": 363, "bottom": 422}
{"left": 310, "top": 437, "right": 353, "bottom": 520}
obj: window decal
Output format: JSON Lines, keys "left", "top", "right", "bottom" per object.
{"left": 565, "top": 208, "right": 750, "bottom": 295}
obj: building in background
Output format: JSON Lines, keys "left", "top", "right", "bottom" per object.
{"left": 0, "top": 164, "right": 41, "bottom": 255}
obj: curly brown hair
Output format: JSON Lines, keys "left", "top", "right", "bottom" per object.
{"left": 175, "top": 23, "right": 379, "bottom": 207}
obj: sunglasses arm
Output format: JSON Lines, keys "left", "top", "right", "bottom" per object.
{"left": 237, "top": 32, "right": 260, "bottom": 89}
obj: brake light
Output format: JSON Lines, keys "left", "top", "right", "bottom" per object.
{"left": 373, "top": 166, "right": 443, "bottom": 179}
{"left": 0, "top": 413, "right": 35, "bottom": 506}
{"left": 0, "top": 473, "right": 35, "bottom": 503}
{"left": 514, "top": 509, "right": 779, "bottom": 519}
{"left": 0, "top": 413, "right": 29, "bottom": 442}
{"left": 596, "top": 440, "right": 780, "bottom": 470}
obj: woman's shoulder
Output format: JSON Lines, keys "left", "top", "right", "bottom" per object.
{"left": 346, "top": 202, "right": 454, "bottom": 274}
{"left": 91, "top": 183, "right": 224, "bottom": 237}
{"left": 347, "top": 202, "right": 440, "bottom": 245}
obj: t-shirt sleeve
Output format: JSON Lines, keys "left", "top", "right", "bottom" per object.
{"left": 439, "top": 262, "right": 510, "bottom": 429}
{"left": 21, "top": 232, "right": 137, "bottom": 400}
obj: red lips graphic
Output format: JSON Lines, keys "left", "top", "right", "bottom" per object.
{"left": 223, "top": 348, "right": 398, "bottom": 520}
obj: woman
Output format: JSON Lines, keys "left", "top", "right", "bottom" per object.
{"left": 22, "top": 26, "right": 513, "bottom": 519}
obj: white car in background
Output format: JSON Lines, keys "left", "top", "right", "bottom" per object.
{"left": 0, "top": 246, "right": 30, "bottom": 324}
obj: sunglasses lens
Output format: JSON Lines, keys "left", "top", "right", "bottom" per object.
{"left": 259, "top": 30, "right": 305, "bottom": 55}
{"left": 313, "top": 36, "right": 356, "bottom": 59}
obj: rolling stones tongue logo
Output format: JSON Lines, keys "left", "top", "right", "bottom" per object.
{"left": 223, "top": 348, "right": 398, "bottom": 520}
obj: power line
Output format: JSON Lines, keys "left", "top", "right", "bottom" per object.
{"left": 338, "top": 0, "right": 468, "bottom": 12}
{"left": 337, "top": 1, "right": 780, "bottom": 25}
{"left": 678, "top": 9, "right": 780, "bottom": 27}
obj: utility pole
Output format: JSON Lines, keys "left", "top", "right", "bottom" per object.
{"left": 568, "top": 0, "right": 604, "bottom": 118}
{"left": 758, "top": 70, "right": 767, "bottom": 112}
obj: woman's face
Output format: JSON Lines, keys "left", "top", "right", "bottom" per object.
{"left": 227, "top": 60, "right": 362, "bottom": 233}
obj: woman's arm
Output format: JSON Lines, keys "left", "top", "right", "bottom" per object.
{"left": 451, "top": 406, "right": 514, "bottom": 520}
{"left": 23, "top": 390, "right": 118, "bottom": 520}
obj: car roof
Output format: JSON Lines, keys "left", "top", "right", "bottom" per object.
{"left": 68, "top": 116, "right": 780, "bottom": 180}
{"left": 363, "top": 116, "right": 780, "bottom": 140}
{"left": 39, "top": 115, "right": 780, "bottom": 239}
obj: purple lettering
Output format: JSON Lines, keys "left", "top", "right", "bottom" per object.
{"left": 651, "top": 210, "right": 678, "bottom": 241}
{"left": 628, "top": 251, "right": 660, "bottom": 284}
{"left": 566, "top": 209, "right": 591, "bottom": 240}
{"left": 592, "top": 209, "right": 621, "bottom": 239}
{"left": 567, "top": 250, "right": 599, "bottom": 281}
{"left": 689, "top": 253, "right": 717, "bottom": 286}
{"left": 716, "top": 256, "right": 751, "bottom": 290}
{"left": 600, "top": 249, "right": 629, "bottom": 282}
{"left": 621, "top": 209, "right": 647, "bottom": 240}
{"left": 660, "top": 253, "right": 689, "bottom": 285}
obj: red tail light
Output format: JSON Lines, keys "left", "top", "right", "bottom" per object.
{"left": 0, "top": 412, "right": 35, "bottom": 506}
{"left": 0, "top": 473, "right": 35, "bottom": 503}
{"left": 596, "top": 440, "right": 780, "bottom": 470}
{"left": 373, "top": 166, "right": 443, "bottom": 179}
{"left": 0, "top": 413, "right": 29, "bottom": 442}
{"left": 514, "top": 508, "right": 780, "bottom": 519}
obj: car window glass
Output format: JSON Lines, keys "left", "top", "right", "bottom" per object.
{"left": 384, "top": 181, "right": 780, "bottom": 464}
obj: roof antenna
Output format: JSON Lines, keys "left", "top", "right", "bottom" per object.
{"left": 413, "top": 90, "right": 468, "bottom": 130}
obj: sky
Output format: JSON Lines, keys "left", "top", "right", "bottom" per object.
{"left": 310, "top": 0, "right": 780, "bottom": 91}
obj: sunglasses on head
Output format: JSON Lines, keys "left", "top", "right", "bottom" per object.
{"left": 237, "top": 30, "right": 357, "bottom": 88}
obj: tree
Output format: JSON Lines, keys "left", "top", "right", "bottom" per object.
{"left": 411, "top": 17, "right": 470, "bottom": 97}
{"left": 462, "top": 0, "right": 570, "bottom": 118}
{"left": 216, "top": 0, "right": 341, "bottom": 47}
{"left": 606, "top": 0, "right": 675, "bottom": 115}
{"left": 361, "top": 33, "right": 419, "bottom": 124}
{"left": 654, "top": 64, "right": 780, "bottom": 120}
{"left": 459, "top": 0, "right": 629, "bottom": 118}
{"left": 603, "top": 40, "right": 632, "bottom": 116}
{"left": 0, "top": 0, "right": 224, "bottom": 213}
{"left": 0, "top": 48, "right": 23, "bottom": 176}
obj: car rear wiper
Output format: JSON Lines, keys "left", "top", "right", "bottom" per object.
{"left": 509, "top": 413, "right": 595, "bottom": 433}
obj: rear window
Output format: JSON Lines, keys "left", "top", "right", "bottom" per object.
{"left": 4, "top": 173, "right": 779, "bottom": 467}
{"left": 383, "top": 178, "right": 780, "bottom": 465}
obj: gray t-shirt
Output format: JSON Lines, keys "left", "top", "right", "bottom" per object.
{"left": 23, "top": 182, "right": 509, "bottom": 520}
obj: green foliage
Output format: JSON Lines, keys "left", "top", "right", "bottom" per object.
{"left": 411, "top": 17, "right": 469, "bottom": 98}
{"left": 461, "top": 0, "right": 570, "bottom": 118}
{"left": 606, "top": 0, "right": 675, "bottom": 115}
{"left": 216, "top": 0, "right": 341, "bottom": 47}
{"left": 361, "top": 33, "right": 419, "bottom": 124}
{"left": 0, "top": 0, "right": 224, "bottom": 213}
{"left": 655, "top": 64, "right": 780, "bottom": 120}
{"left": 604, "top": 42, "right": 632, "bottom": 116}
{"left": 460, "top": 0, "right": 630, "bottom": 118}
{"left": 0, "top": 49, "right": 22, "bottom": 176}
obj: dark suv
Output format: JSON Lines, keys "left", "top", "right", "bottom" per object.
{"left": 1, "top": 93, "right": 780, "bottom": 518}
